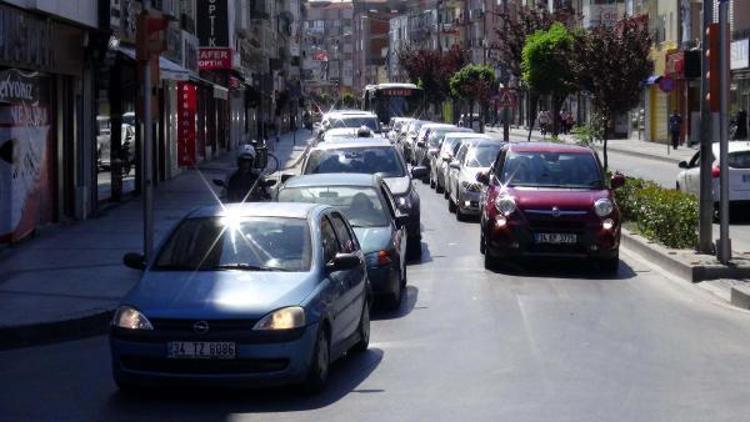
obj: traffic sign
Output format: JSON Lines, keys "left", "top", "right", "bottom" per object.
{"left": 498, "top": 88, "right": 516, "bottom": 108}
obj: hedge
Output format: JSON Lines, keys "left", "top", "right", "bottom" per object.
{"left": 614, "top": 176, "right": 698, "bottom": 249}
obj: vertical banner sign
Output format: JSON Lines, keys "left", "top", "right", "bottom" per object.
{"left": 196, "top": 0, "right": 229, "bottom": 47}
{"left": 0, "top": 69, "right": 53, "bottom": 243}
{"left": 177, "top": 82, "right": 197, "bottom": 166}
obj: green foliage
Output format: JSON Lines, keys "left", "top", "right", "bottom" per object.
{"left": 521, "top": 23, "right": 575, "bottom": 98}
{"left": 571, "top": 115, "right": 605, "bottom": 146}
{"left": 449, "top": 64, "right": 496, "bottom": 105}
{"left": 341, "top": 92, "right": 358, "bottom": 108}
{"left": 614, "top": 176, "right": 698, "bottom": 249}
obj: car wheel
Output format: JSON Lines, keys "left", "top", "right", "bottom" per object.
{"left": 599, "top": 255, "right": 619, "bottom": 274}
{"left": 351, "top": 300, "right": 370, "bottom": 353}
{"left": 436, "top": 180, "right": 444, "bottom": 194}
{"left": 430, "top": 175, "right": 436, "bottom": 189}
{"left": 448, "top": 196, "right": 456, "bottom": 213}
{"left": 484, "top": 248, "right": 497, "bottom": 271}
{"left": 384, "top": 278, "right": 403, "bottom": 310}
{"left": 303, "top": 326, "right": 330, "bottom": 394}
{"left": 443, "top": 187, "right": 449, "bottom": 199}
{"left": 480, "top": 230, "right": 486, "bottom": 255}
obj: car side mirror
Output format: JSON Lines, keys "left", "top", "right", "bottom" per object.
{"left": 678, "top": 161, "right": 689, "bottom": 169}
{"left": 212, "top": 178, "right": 225, "bottom": 187}
{"left": 395, "top": 214, "right": 409, "bottom": 228}
{"left": 476, "top": 171, "right": 490, "bottom": 185}
{"left": 611, "top": 173, "right": 626, "bottom": 189}
{"left": 411, "top": 166, "right": 428, "bottom": 179}
{"left": 123, "top": 252, "right": 146, "bottom": 270}
{"left": 442, "top": 155, "right": 452, "bottom": 162}
{"left": 280, "top": 173, "right": 295, "bottom": 183}
{"left": 263, "top": 179, "right": 277, "bottom": 188}
{"left": 449, "top": 161, "right": 461, "bottom": 170}
{"left": 326, "top": 253, "right": 361, "bottom": 272}
{"left": 416, "top": 141, "right": 425, "bottom": 148}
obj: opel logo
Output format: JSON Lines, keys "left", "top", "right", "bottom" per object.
{"left": 193, "top": 320, "right": 210, "bottom": 334}
{"left": 552, "top": 206, "right": 561, "bottom": 218}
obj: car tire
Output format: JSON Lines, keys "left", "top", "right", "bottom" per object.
{"left": 448, "top": 197, "right": 456, "bottom": 213}
{"left": 384, "top": 279, "right": 403, "bottom": 310}
{"left": 436, "top": 181, "right": 444, "bottom": 194}
{"left": 599, "top": 255, "right": 619, "bottom": 274}
{"left": 351, "top": 300, "right": 370, "bottom": 353}
{"left": 480, "top": 230, "right": 486, "bottom": 255}
{"left": 303, "top": 326, "right": 330, "bottom": 394}
{"left": 443, "top": 188, "right": 449, "bottom": 199}
{"left": 407, "top": 237, "right": 422, "bottom": 260}
{"left": 484, "top": 248, "right": 497, "bottom": 271}
{"left": 430, "top": 175, "right": 436, "bottom": 189}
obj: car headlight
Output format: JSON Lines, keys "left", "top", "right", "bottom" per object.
{"left": 494, "top": 195, "right": 516, "bottom": 216}
{"left": 594, "top": 198, "right": 614, "bottom": 217}
{"left": 396, "top": 195, "right": 412, "bottom": 213}
{"left": 112, "top": 306, "right": 153, "bottom": 330}
{"left": 253, "top": 306, "right": 306, "bottom": 331}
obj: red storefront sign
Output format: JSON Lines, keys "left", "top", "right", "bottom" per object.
{"left": 177, "top": 82, "right": 197, "bottom": 166}
{"left": 666, "top": 51, "right": 685, "bottom": 78}
{"left": 198, "top": 48, "right": 232, "bottom": 70}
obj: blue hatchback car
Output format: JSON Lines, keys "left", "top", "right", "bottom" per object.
{"left": 110, "top": 203, "right": 370, "bottom": 392}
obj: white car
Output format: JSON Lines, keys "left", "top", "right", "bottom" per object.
{"left": 677, "top": 142, "right": 750, "bottom": 204}
{"left": 446, "top": 139, "right": 504, "bottom": 220}
{"left": 438, "top": 133, "right": 494, "bottom": 196}
{"left": 413, "top": 123, "right": 458, "bottom": 168}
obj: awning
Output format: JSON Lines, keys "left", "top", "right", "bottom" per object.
{"left": 117, "top": 46, "right": 190, "bottom": 81}
{"left": 188, "top": 74, "right": 229, "bottom": 100}
{"left": 644, "top": 75, "right": 663, "bottom": 85}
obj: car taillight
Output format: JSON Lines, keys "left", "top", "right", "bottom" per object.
{"left": 712, "top": 166, "right": 721, "bottom": 178}
{"left": 377, "top": 250, "right": 392, "bottom": 266}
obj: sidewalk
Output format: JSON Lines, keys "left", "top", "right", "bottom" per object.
{"left": 488, "top": 126, "right": 697, "bottom": 164}
{"left": 0, "top": 129, "right": 314, "bottom": 349}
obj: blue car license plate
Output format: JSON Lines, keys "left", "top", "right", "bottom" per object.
{"left": 167, "top": 341, "right": 236, "bottom": 359}
{"left": 534, "top": 233, "right": 577, "bottom": 244}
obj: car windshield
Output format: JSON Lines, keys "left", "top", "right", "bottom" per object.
{"left": 465, "top": 144, "right": 501, "bottom": 167}
{"left": 278, "top": 187, "right": 388, "bottom": 228}
{"left": 501, "top": 151, "right": 603, "bottom": 189}
{"left": 428, "top": 129, "right": 454, "bottom": 147}
{"left": 330, "top": 116, "right": 379, "bottom": 132}
{"left": 154, "top": 217, "right": 311, "bottom": 272}
{"left": 305, "top": 147, "right": 406, "bottom": 177}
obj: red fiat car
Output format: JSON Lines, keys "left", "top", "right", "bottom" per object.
{"left": 477, "top": 143, "right": 625, "bottom": 272}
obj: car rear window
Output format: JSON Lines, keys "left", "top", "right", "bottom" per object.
{"left": 330, "top": 116, "right": 379, "bottom": 132}
{"left": 728, "top": 151, "right": 750, "bottom": 169}
{"left": 304, "top": 147, "right": 405, "bottom": 177}
{"left": 500, "top": 151, "right": 603, "bottom": 189}
{"left": 278, "top": 186, "right": 389, "bottom": 228}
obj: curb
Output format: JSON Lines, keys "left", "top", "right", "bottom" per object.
{"left": 0, "top": 309, "right": 114, "bottom": 350}
{"left": 621, "top": 228, "right": 750, "bottom": 283}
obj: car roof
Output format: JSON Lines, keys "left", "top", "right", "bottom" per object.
{"left": 281, "top": 173, "right": 381, "bottom": 189}
{"left": 311, "top": 139, "right": 392, "bottom": 150}
{"left": 507, "top": 142, "right": 594, "bottom": 154}
{"left": 187, "top": 202, "right": 325, "bottom": 219}
{"left": 444, "top": 132, "right": 489, "bottom": 140}
{"left": 421, "top": 123, "right": 455, "bottom": 130}
{"left": 712, "top": 141, "right": 750, "bottom": 155}
{"left": 325, "top": 128, "right": 362, "bottom": 136}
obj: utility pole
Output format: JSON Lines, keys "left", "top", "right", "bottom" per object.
{"left": 698, "top": 0, "right": 713, "bottom": 254}
{"left": 717, "top": 0, "right": 731, "bottom": 263}
{"left": 502, "top": 0, "right": 510, "bottom": 143}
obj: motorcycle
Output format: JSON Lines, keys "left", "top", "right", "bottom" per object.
{"left": 212, "top": 174, "right": 277, "bottom": 203}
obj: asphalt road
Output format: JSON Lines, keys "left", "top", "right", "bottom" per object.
{"left": 2, "top": 181, "right": 750, "bottom": 421}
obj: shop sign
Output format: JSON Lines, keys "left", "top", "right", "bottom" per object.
{"left": 197, "top": 0, "right": 228, "bottom": 47}
{"left": 731, "top": 39, "right": 749, "bottom": 71}
{"left": 666, "top": 51, "right": 684, "bottom": 77}
{"left": 0, "top": 69, "right": 53, "bottom": 243}
{"left": 198, "top": 48, "right": 232, "bottom": 70}
{"left": 177, "top": 82, "right": 197, "bottom": 166}
{"left": 0, "top": 4, "right": 54, "bottom": 70}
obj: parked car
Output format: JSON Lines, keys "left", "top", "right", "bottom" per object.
{"left": 321, "top": 127, "right": 376, "bottom": 143}
{"left": 277, "top": 174, "right": 408, "bottom": 308}
{"left": 477, "top": 143, "right": 624, "bottom": 272}
{"left": 677, "top": 142, "right": 750, "bottom": 208}
{"left": 413, "top": 123, "right": 456, "bottom": 168}
{"left": 401, "top": 120, "right": 429, "bottom": 163}
{"left": 111, "top": 203, "right": 370, "bottom": 392}
{"left": 433, "top": 132, "right": 493, "bottom": 194}
{"left": 422, "top": 127, "right": 474, "bottom": 184}
{"left": 388, "top": 117, "right": 412, "bottom": 143}
{"left": 445, "top": 137, "right": 493, "bottom": 206}
{"left": 301, "top": 139, "right": 428, "bottom": 258}
{"left": 446, "top": 139, "right": 504, "bottom": 221}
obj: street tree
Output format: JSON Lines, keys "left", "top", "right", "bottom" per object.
{"left": 449, "top": 64, "right": 497, "bottom": 132}
{"left": 398, "top": 45, "right": 470, "bottom": 119}
{"left": 492, "top": 1, "right": 577, "bottom": 138}
{"left": 521, "top": 22, "right": 576, "bottom": 137}
{"left": 341, "top": 92, "right": 358, "bottom": 109}
{"left": 571, "top": 15, "right": 652, "bottom": 170}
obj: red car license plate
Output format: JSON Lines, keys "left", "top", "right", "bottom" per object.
{"left": 534, "top": 233, "right": 577, "bottom": 244}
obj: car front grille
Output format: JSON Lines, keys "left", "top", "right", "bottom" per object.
{"left": 120, "top": 356, "right": 289, "bottom": 375}
{"left": 150, "top": 319, "right": 256, "bottom": 335}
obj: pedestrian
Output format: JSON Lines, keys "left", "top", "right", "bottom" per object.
{"left": 538, "top": 109, "right": 550, "bottom": 137}
{"left": 669, "top": 110, "right": 682, "bottom": 150}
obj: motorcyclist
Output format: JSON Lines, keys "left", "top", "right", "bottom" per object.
{"left": 226, "top": 150, "right": 262, "bottom": 203}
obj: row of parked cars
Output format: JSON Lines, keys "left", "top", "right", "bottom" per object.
{"left": 386, "top": 116, "right": 625, "bottom": 274}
